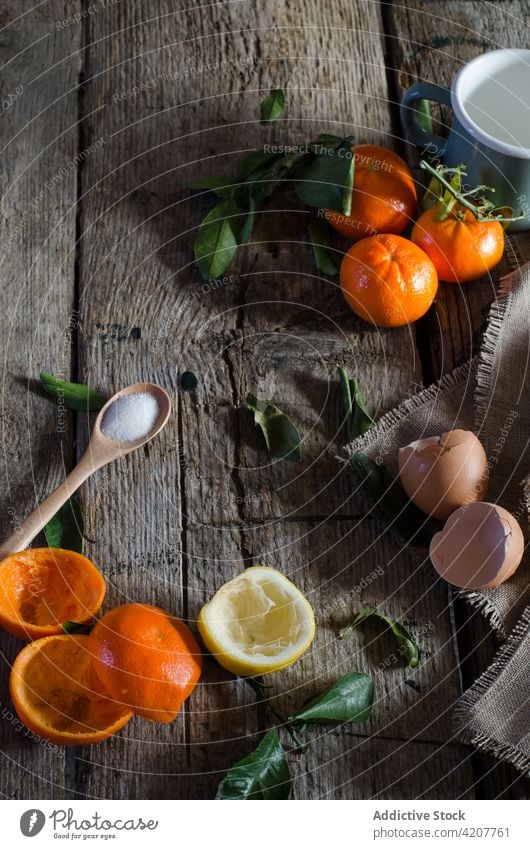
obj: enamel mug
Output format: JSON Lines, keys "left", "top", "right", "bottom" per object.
{"left": 400, "top": 49, "right": 530, "bottom": 231}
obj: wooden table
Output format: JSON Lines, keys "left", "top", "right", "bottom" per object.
{"left": 1, "top": 0, "right": 529, "bottom": 800}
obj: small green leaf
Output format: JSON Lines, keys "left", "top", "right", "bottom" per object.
{"left": 294, "top": 137, "right": 355, "bottom": 212}
{"left": 63, "top": 620, "right": 94, "bottom": 635}
{"left": 313, "top": 133, "right": 347, "bottom": 147}
{"left": 239, "top": 195, "right": 256, "bottom": 244}
{"left": 339, "top": 605, "right": 419, "bottom": 669}
{"left": 186, "top": 176, "right": 236, "bottom": 199}
{"left": 40, "top": 373, "right": 106, "bottom": 413}
{"left": 350, "top": 452, "right": 442, "bottom": 548}
{"left": 416, "top": 99, "right": 433, "bottom": 135}
{"left": 216, "top": 727, "right": 292, "bottom": 800}
{"left": 293, "top": 672, "right": 374, "bottom": 725}
{"left": 179, "top": 371, "right": 198, "bottom": 391}
{"left": 342, "top": 155, "right": 355, "bottom": 216}
{"left": 246, "top": 393, "right": 302, "bottom": 462}
{"left": 239, "top": 150, "right": 286, "bottom": 181}
{"left": 338, "top": 367, "right": 374, "bottom": 443}
{"left": 44, "top": 497, "right": 85, "bottom": 553}
{"left": 261, "top": 89, "right": 285, "bottom": 123}
{"left": 307, "top": 220, "right": 339, "bottom": 276}
{"left": 194, "top": 198, "right": 242, "bottom": 281}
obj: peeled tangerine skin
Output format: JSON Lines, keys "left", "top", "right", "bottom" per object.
{"left": 429, "top": 502, "right": 525, "bottom": 589}
{"left": 398, "top": 429, "right": 489, "bottom": 520}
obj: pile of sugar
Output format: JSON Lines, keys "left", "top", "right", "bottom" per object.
{"left": 101, "top": 392, "right": 160, "bottom": 442}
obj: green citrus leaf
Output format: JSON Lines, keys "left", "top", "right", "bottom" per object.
{"left": 293, "top": 672, "right": 374, "bottom": 725}
{"left": 307, "top": 220, "right": 339, "bottom": 276}
{"left": 44, "top": 497, "right": 85, "bottom": 554}
{"left": 194, "top": 198, "right": 242, "bottom": 281}
{"left": 216, "top": 727, "right": 292, "bottom": 800}
{"left": 350, "top": 452, "right": 442, "bottom": 548}
{"left": 337, "top": 367, "right": 373, "bottom": 442}
{"left": 179, "top": 371, "right": 198, "bottom": 391}
{"left": 40, "top": 372, "right": 106, "bottom": 412}
{"left": 63, "top": 621, "right": 94, "bottom": 635}
{"left": 246, "top": 393, "right": 302, "bottom": 462}
{"left": 261, "top": 89, "right": 285, "bottom": 123}
{"left": 186, "top": 176, "right": 237, "bottom": 199}
{"left": 339, "top": 605, "right": 419, "bottom": 669}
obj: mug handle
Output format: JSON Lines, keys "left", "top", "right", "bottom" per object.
{"left": 400, "top": 82, "right": 452, "bottom": 156}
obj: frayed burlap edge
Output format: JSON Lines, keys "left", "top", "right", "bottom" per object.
{"left": 345, "top": 360, "right": 476, "bottom": 461}
{"left": 453, "top": 605, "right": 530, "bottom": 774}
{"left": 474, "top": 264, "right": 528, "bottom": 439}
{"left": 470, "top": 264, "right": 530, "bottom": 635}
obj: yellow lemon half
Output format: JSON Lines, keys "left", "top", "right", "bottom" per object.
{"left": 197, "top": 566, "right": 315, "bottom": 676}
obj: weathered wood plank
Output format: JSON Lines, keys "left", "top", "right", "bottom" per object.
{"left": 6, "top": 0, "right": 523, "bottom": 802}
{"left": 0, "top": 1, "right": 81, "bottom": 798}
{"left": 296, "top": 735, "right": 475, "bottom": 800}
{"left": 68, "top": 0, "right": 441, "bottom": 801}
{"left": 387, "top": 0, "right": 530, "bottom": 801}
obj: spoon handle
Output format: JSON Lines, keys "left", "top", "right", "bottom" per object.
{"left": 0, "top": 453, "right": 96, "bottom": 559}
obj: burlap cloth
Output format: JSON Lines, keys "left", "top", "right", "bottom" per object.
{"left": 347, "top": 263, "right": 530, "bottom": 774}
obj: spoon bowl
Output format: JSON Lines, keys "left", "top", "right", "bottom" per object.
{"left": 0, "top": 382, "right": 172, "bottom": 559}
{"left": 91, "top": 382, "right": 172, "bottom": 461}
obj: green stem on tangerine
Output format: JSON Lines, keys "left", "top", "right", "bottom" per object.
{"left": 419, "top": 160, "right": 525, "bottom": 223}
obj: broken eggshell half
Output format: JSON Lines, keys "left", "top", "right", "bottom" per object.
{"left": 398, "top": 429, "right": 489, "bottom": 520}
{"left": 429, "top": 501, "right": 525, "bottom": 589}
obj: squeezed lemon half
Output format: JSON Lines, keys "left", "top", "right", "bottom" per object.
{"left": 197, "top": 566, "right": 315, "bottom": 676}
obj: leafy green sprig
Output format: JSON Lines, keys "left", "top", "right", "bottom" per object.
{"left": 337, "top": 367, "right": 442, "bottom": 548}
{"left": 190, "top": 129, "right": 355, "bottom": 282}
{"left": 216, "top": 671, "right": 374, "bottom": 800}
{"left": 420, "top": 160, "right": 525, "bottom": 224}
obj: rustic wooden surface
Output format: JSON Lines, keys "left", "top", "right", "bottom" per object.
{"left": 0, "top": 0, "right": 528, "bottom": 800}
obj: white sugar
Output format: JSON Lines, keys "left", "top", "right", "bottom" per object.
{"left": 101, "top": 392, "right": 160, "bottom": 442}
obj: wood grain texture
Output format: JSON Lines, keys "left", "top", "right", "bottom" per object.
{"left": 69, "top": 0, "right": 433, "bottom": 800}
{"left": 0, "top": 0, "right": 527, "bottom": 802}
{"left": 0, "top": 0, "right": 81, "bottom": 798}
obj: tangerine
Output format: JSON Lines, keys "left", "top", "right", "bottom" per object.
{"left": 411, "top": 206, "right": 504, "bottom": 283}
{"left": 325, "top": 144, "right": 417, "bottom": 241}
{"left": 340, "top": 233, "right": 438, "bottom": 327}
{"left": 87, "top": 603, "right": 202, "bottom": 723}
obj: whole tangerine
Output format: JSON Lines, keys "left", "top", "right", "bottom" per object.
{"left": 411, "top": 206, "right": 504, "bottom": 283}
{"left": 340, "top": 233, "right": 438, "bottom": 327}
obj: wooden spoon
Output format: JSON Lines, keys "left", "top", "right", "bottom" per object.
{"left": 0, "top": 382, "right": 171, "bottom": 558}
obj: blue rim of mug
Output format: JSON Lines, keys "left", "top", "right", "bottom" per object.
{"left": 452, "top": 48, "right": 530, "bottom": 160}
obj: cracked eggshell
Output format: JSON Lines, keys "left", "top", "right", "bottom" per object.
{"left": 398, "top": 429, "right": 489, "bottom": 520}
{"left": 429, "top": 502, "right": 525, "bottom": 589}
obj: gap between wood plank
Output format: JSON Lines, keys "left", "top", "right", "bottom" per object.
{"left": 66, "top": 0, "right": 90, "bottom": 800}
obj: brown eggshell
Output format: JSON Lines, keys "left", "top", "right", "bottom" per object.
{"left": 398, "top": 429, "right": 489, "bottom": 520}
{"left": 429, "top": 502, "right": 525, "bottom": 589}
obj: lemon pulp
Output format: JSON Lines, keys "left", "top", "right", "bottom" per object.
{"left": 197, "top": 566, "right": 315, "bottom": 676}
